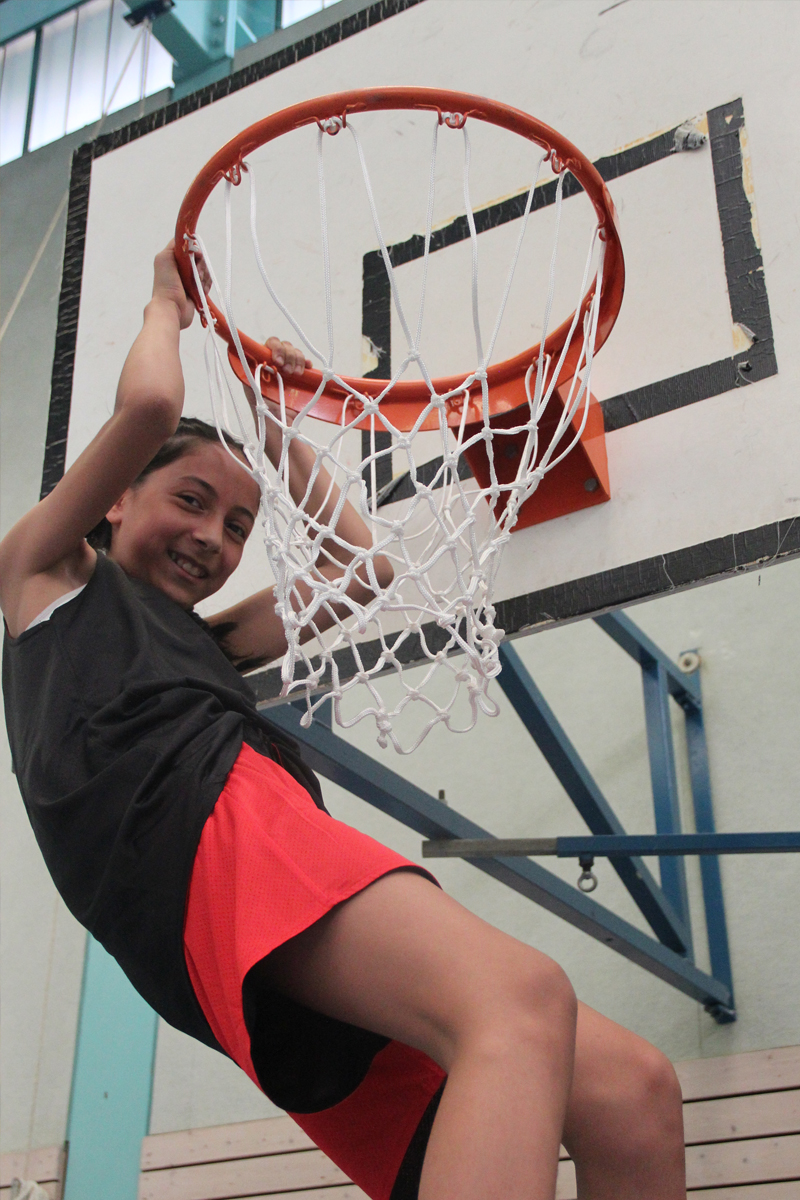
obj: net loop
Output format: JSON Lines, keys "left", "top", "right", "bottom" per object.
{"left": 317, "top": 114, "right": 346, "bottom": 135}
{"left": 546, "top": 147, "right": 565, "bottom": 174}
{"left": 223, "top": 161, "right": 246, "bottom": 185}
{"left": 438, "top": 109, "right": 468, "bottom": 129}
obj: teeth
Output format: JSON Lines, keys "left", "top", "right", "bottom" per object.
{"left": 169, "top": 551, "right": 206, "bottom": 579}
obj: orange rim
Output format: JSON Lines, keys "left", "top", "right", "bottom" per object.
{"left": 175, "top": 86, "right": 624, "bottom": 431}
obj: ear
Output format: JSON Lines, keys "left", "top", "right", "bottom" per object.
{"left": 105, "top": 489, "right": 132, "bottom": 529}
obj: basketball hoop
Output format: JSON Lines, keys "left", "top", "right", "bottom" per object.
{"left": 174, "top": 87, "right": 624, "bottom": 752}
{"left": 176, "top": 87, "right": 623, "bottom": 430}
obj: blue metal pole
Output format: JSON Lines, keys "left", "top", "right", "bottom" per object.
{"left": 423, "top": 833, "right": 800, "bottom": 857}
{"left": 496, "top": 642, "right": 691, "bottom": 954}
{"left": 640, "top": 656, "right": 693, "bottom": 952}
{"left": 63, "top": 935, "right": 158, "bottom": 1200}
{"left": 681, "top": 671, "right": 735, "bottom": 1011}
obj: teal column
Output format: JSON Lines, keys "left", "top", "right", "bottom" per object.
{"left": 63, "top": 935, "right": 158, "bottom": 1200}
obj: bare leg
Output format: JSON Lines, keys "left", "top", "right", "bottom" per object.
{"left": 565, "top": 1004, "right": 686, "bottom": 1199}
{"left": 260, "top": 870, "right": 685, "bottom": 1199}
{"left": 261, "top": 870, "right": 577, "bottom": 1200}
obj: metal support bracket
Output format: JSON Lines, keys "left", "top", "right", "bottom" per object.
{"left": 264, "top": 700, "right": 734, "bottom": 1018}
{"left": 596, "top": 612, "right": 735, "bottom": 1010}
{"left": 495, "top": 642, "right": 692, "bottom": 955}
{"left": 261, "top": 610, "right": 747, "bottom": 1022}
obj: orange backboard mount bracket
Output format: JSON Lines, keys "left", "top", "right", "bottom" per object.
{"left": 461, "top": 384, "right": 610, "bottom": 531}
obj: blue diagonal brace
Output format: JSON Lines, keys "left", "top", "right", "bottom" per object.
{"left": 496, "top": 643, "right": 691, "bottom": 955}
{"left": 264, "top": 704, "right": 731, "bottom": 1012}
{"left": 682, "top": 672, "right": 734, "bottom": 1006}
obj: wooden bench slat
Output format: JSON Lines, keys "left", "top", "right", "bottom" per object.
{"left": 546, "top": 1141, "right": 800, "bottom": 1199}
{"left": 127, "top": 1045, "right": 800, "bottom": 1199}
{"left": 0, "top": 1148, "right": 62, "bottom": 1188}
{"left": 686, "top": 1133, "right": 800, "bottom": 1188}
{"left": 185, "top": 1191, "right": 369, "bottom": 1200}
{"left": 684, "top": 1088, "right": 800, "bottom": 1144}
{"left": 142, "top": 1118, "right": 315, "bottom": 1170}
{"left": 676, "top": 1046, "right": 800, "bottom": 1101}
{"left": 138, "top": 1148, "right": 349, "bottom": 1200}
{"left": 0, "top": 1184, "right": 59, "bottom": 1200}
{"left": 689, "top": 1185, "right": 800, "bottom": 1199}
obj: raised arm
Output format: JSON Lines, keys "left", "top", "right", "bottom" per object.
{"left": 207, "top": 338, "right": 393, "bottom": 668}
{"left": 0, "top": 243, "right": 195, "bottom": 636}
{"left": 260, "top": 339, "right": 391, "bottom": 579}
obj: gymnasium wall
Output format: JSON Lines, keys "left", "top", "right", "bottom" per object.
{"left": 3, "top": 0, "right": 800, "bottom": 1163}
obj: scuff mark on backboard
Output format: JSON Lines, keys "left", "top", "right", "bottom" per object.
{"left": 738, "top": 123, "right": 762, "bottom": 252}
{"left": 361, "top": 335, "right": 383, "bottom": 375}
{"left": 732, "top": 322, "right": 757, "bottom": 353}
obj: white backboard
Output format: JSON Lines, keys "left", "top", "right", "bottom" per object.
{"left": 50, "top": 0, "right": 800, "bottom": 705}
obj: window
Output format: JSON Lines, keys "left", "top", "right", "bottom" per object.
{"left": 0, "top": 0, "right": 349, "bottom": 168}
{"left": 0, "top": 0, "right": 173, "bottom": 166}
{"left": 0, "top": 30, "right": 35, "bottom": 165}
{"left": 280, "top": 0, "right": 335, "bottom": 29}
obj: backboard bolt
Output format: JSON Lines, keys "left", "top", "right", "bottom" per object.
{"left": 584, "top": 477, "right": 599, "bottom": 492}
{"left": 678, "top": 650, "right": 701, "bottom": 674}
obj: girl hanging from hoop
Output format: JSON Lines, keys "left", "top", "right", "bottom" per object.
{"left": 1, "top": 244, "right": 686, "bottom": 1200}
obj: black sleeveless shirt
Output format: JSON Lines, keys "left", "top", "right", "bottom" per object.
{"left": 2, "top": 552, "right": 324, "bottom": 1052}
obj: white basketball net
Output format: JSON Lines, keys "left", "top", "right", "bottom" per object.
{"left": 188, "top": 110, "right": 606, "bottom": 753}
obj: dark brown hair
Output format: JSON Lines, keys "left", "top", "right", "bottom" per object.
{"left": 87, "top": 417, "right": 246, "bottom": 551}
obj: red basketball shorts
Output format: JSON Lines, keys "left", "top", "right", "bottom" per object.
{"left": 184, "top": 741, "right": 446, "bottom": 1200}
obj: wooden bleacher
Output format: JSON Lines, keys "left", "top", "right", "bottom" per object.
{"left": 678, "top": 1045, "right": 800, "bottom": 1198}
{"left": 3, "top": 1044, "right": 800, "bottom": 1199}
{"left": 0, "top": 1147, "right": 65, "bottom": 1200}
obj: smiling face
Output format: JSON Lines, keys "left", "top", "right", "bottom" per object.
{"left": 106, "top": 441, "right": 261, "bottom": 607}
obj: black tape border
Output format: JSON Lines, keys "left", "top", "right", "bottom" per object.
{"left": 363, "top": 97, "right": 778, "bottom": 506}
{"left": 251, "top": 514, "right": 800, "bottom": 706}
{"left": 40, "top": 0, "right": 425, "bottom": 498}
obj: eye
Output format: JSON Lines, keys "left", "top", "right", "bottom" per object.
{"left": 178, "top": 492, "right": 203, "bottom": 509}
{"left": 226, "top": 520, "right": 249, "bottom": 541}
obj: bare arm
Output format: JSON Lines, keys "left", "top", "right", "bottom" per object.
{"left": 207, "top": 338, "right": 393, "bottom": 668}
{"left": 0, "top": 243, "right": 195, "bottom": 636}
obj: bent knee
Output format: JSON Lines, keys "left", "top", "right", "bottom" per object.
{"left": 467, "top": 950, "right": 577, "bottom": 1053}
{"left": 576, "top": 1039, "right": 684, "bottom": 1160}
{"left": 612, "top": 1040, "right": 682, "bottom": 1119}
{"left": 637, "top": 1044, "right": 683, "bottom": 1128}
{"left": 527, "top": 953, "right": 577, "bottom": 1021}
{"left": 618, "top": 1047, "right": 684, "bottom": 1165}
